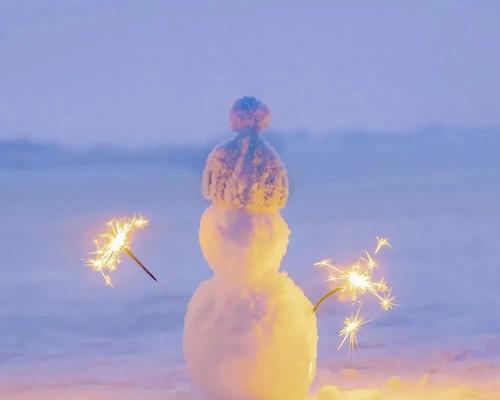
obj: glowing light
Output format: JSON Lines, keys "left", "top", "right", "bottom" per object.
{"left": 338, "top": 307, "right": 369, "bottom": 353}
{"left": 314, "top": 236, "right": 396, "bottom": 352}
{"left": 375, "top": 236, "right": 391, "bottom": 254}
{"left": 316, "top": 259, "right": 390, "bottom": 304}
{"left": 86, "top": 215, "right": 148, "bottom": 286}
{"left": 380, "top": 290, "right": 396, "bottom": 311}
{"left": 347, "top": 269, "right": 371, "bottom": 291}
{"left": 362, "top": 251, "right": 378, "bottom": 270}
{"left": 376, "top": 278, "right": 389, "bottom": 293}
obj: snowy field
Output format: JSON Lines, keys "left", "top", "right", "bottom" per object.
{"left": 1, "top": 129, "right": 499, "bottom": 399}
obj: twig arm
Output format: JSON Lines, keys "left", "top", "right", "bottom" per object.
{"left": 124, "top": 247, "right": 170, "bottom": 295}
{"left": 124, "top": 247, "right": 158, "bottom": 282}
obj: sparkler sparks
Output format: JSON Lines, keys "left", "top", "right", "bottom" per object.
{"left": 379, "top": 290, "right": 396, "bottom": 311}
{"left": 338, "top": 307, "right": 369, "bottom": 353}
{"left": 362, "top": 251, "right": 377, "bottom": 270}
{"left": 313, "top": 236, "right": 396, "bottom": 353}
{"left": 86, "top": 215, "right": 168, "bottom": 294}
{"left": 375, "top": 236, "right": 391, "bottom": 254}
{"left": 316, "top": 259, "right": 388, "bottom": 305}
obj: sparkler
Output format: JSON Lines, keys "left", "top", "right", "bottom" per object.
{"left": 86, "top": 215, "right": 168, "bottom": 294}
{"left": 313, "top": 236, "right": 396, "bottom": 352}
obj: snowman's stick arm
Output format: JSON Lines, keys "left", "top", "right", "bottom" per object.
{"left": 313, "top": 287, "right": 342, "bottom": 313}
{"left": 124, "top": 247, "right": 169, "bottom": 295}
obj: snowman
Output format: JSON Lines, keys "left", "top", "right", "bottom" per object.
{"left": 184, "top": 97, "right": 318, "bottom": 400}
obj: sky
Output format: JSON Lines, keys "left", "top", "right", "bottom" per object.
{"left": 1, "top": 1, "right": 500, "bottom": 146}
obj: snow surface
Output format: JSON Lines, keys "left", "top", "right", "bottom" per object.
{"left": 1, "top": 128, "right": 499, "bottom": 399}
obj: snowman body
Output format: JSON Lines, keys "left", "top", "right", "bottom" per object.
{"left": 184, "top": 98, "right": 318, "bottom": 400}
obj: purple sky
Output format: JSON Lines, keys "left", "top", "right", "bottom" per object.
{"left": 1, "top": 1, "right": 500, "bottom": 146}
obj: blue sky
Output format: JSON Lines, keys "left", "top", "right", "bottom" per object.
{"left": 1, "top": 1, "right": 500, "bottom": 146}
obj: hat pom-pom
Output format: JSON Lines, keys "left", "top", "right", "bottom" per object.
{"left": 229, "top": 96, "right": 271, "bottom": 133}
